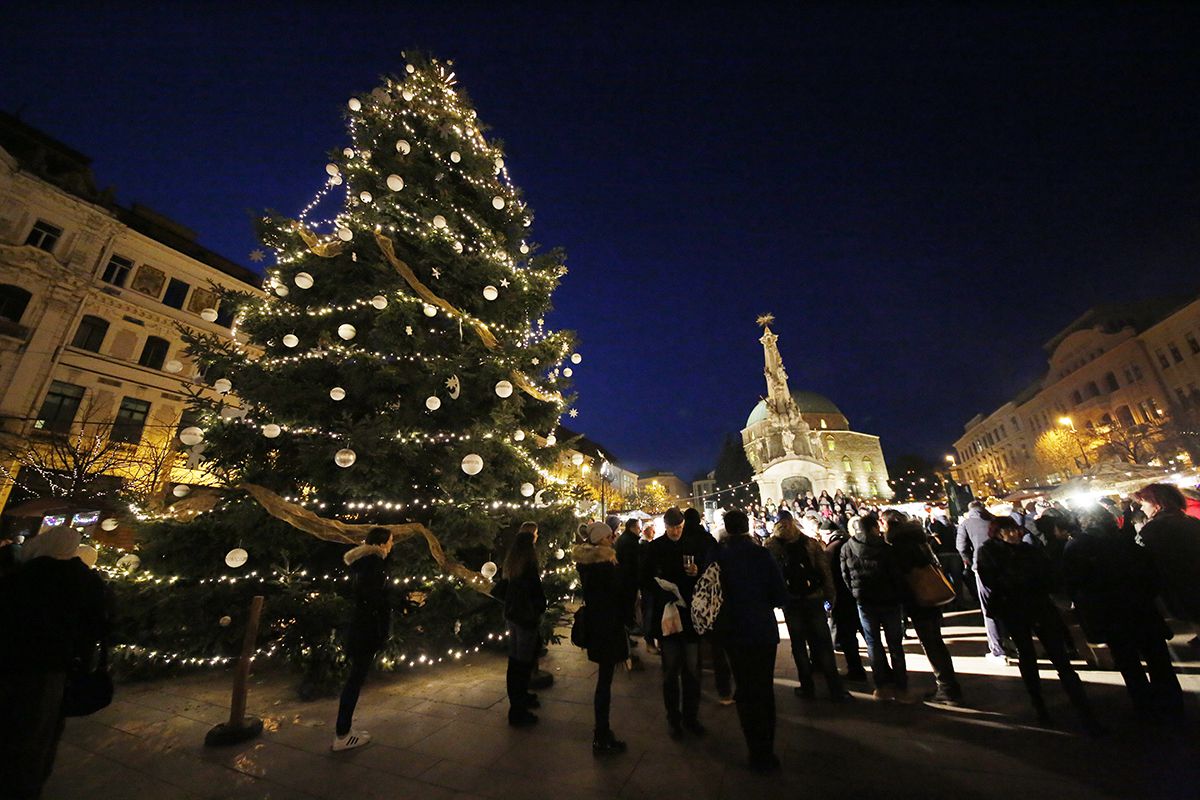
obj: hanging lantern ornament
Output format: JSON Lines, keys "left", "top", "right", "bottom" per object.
{"left": 179, "top": 426, "right": 204, "bottom": 446}
{"left": 334, "top": 448, "right": 357, "bottom": 468}
{"left": 480, "top": 561, "right": 498, "bottom": 580}
{"left": 492, "top": 196, "right": 506, "bottom": 210}
{"left": 200, "top": 308, "right": 219, "bottom": 322}
{"left": 495, "top": 380, "right": 513, "bottom": 398}
{"left": 262, "top": 423, "right": 282, "bottom": 438}
{"left": 423, "top": 303, "right": 437, "bottom": 317}
{"left": 461, "top": 454, "right": 484, "bottom": 476}
{"left": 214, "top": 378, "right": 233, "bottom": 394}
{"left": 282, "top": 334, "right": 299, "bottom": 348}
{"left": 513, "top": 429, "right": 525, "bottom": 442}
{"left": 359, "top": 191, "right": 373, "bottom": 204}
{"left": 337, "top": 324, "right": 357, "bottom": 340}
{"left": 386, "top": 174, "right": 404, "bottom": 191}
{"left": 433, "top": 215, "right": 447, "bottom": 229}
{"left": 450, "top": 151, "right": 461, "bottom": 163}
{"left": 482, "top": 285, "right": 499, "bottom": 301}
{"left": 100, "top": 517, "right": 120, "bottom": 532}
{"left": 329, "top": 387, "right": 346, "bottom": 401}
{"left": 173, "top": 484, "right": 191, "bottom": 498}
{"left": 294, "top": 272, "right": 314, "bottom": 289}
{"left": 571, "top": 353, "right": 582, "bottom": 364}
{"left": 396, "top": 139, "right": 411, "bottom": 154}
{"left": 165, "top": 359, "right": 183, "bottom": 374}
{"left": 520, "top": 482, "right": 535, "bottom": 497}
{"left": 336, "top": 227, "right": 353, "bottom": 242}
{"left": 370, "top": 295, "right": 388, "bottom": 309}
{"left": 225, "top": 548, "right": 249, "bottom": 568}
{"left": 425, "top": 395, "right": 441, "bottom": 411}
{"left": 347, "top": 97, "right": 362, "bottom": 111}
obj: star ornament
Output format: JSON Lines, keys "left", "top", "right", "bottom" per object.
{"left": 499, "top": 278, "right": 510, "bottom": 288}
{"left": 432, "top": 268, "right": 442, "bottom": 279}
{"left": 249, "top": 249, "right": 266, "bottom": 263}
{"left": 568, "top": 409, "right": 578, "bottom": 418}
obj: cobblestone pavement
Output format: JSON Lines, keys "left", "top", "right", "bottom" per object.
{"left": 45, "top": 611, "right": 1200, "bottom": 800}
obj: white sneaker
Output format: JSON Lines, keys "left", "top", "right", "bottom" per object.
{"left": 984, "top": 652, "right": 1008, "bottom": 665}
{"left": 332, "top": 731, "right": 371, "bottom": 751}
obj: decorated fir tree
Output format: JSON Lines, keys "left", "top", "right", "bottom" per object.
{"left": 112, "top": 54, "right": 583, "bottom": 692}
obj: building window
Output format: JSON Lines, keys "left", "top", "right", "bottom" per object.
{"left": 111, "top": 397, "right": 151, "bottom": 444}
{"left": 1169, "top": 343, "right": 1184, "bottom": 364}
{"left": 1176, "top": 388, "right": 1189, "bottom": 407}
{"left": 162, "top": 278, "right": 191, "bottom": 310}
{"left": 1157, "top": 350, "right": 1170, "bottom": 369}
{"left": 36, "top": 381, "right": 85, "bottom": 434}
{"left": 1116, "top": 405, "right": 1135, "bottom": 427}
{"left": 100, "top": 255, "right": 134, "bottom": 287}
{"left": 1086, "top": 381, "right": 1100, "bottom": 398}
{"left": 0, "top": 284, "right": 32, "bottom": 323}
{"left": 1104, "top": 372, "right": 1119, "bottom": 392}
{"left": 138, "top": 336, "right": 170, "bottom": 370}
{"left": 826, "top": 438, "right": 835, "bottom": 452}
{"left": 842, "top": 456, "right": 852, "bottom": 472}
{"left": 863, "top": 457, "right": 874, "bottom": 473}
{"left": 24, "top": 220, "right": 63, "bottom": 253}
{"left": 1188, "top": 333, "right": 1200, "bottom": 355}
{"left": 71, "top": 315, "right": 109, "bottom": 352}
{"left": 130, "top": 265, "right": 166, "bottom": 298}
{"left": 1133, "top": 364, "right": 1143, "bottom": 381}
{"left": 819, "top": 418, "right": 827, "bottom": 429}
{"left": 1071, "top": 390, "right": 1083, "bottom": 405}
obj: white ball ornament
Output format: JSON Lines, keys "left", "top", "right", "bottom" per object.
{"left": 326, "top": 163, "right": 340, "bottom": 176}
{"left": 423, "top": 303, "right": 437, "bottom": 318}
{"left": 406, "top": 64, "right": 416, "bottom": 74}
{"left": 402, "top": 90, "right": 414, "bottom": 102}
{"left": 329, "top": 175, "right": 343, "bottom": 186}
{"left": 179, "top": 426, "right": 204, "bottom": 446}
{"left": 275, "top": 285, "right": 289, "bottom": 297}
{"left": 294, "top": 272, "right": 313, "bottom": 289}
{"left": 433, "top": 215, "right": 447, "bottom": 229}
{"left": 480, "top": 561, "right": 498, "bottom": 580}
{"left": 450, "top": 151, "right": 461, "bottom": 163}
{"left": 334, "top": 448, "right": 357, "bottom": 468}
{"left": 359, "top": 191, "right": 373, "bottom": 204}
{"left": 262, "top": 424, "right": 282, "bottom": 438}
{"left": 571, "top": 353, "right": 582, "bottom": 364}
{"left": 571, "top": 452, "right": 585, "bottom": 466}
{"left": 225, "top": 548, "right": 249, "bottom": 568}
{"left": 386, "top": 174, "right": 404, "bottom": 191}
{"left": 452, "top": 241, "right": 463, "bottom": 253}
{"left": 483, "top": 285, "right": 499, "bottom": 301}
{"left": 563, "top": 368, "right": 573, "bottom": 377}
{"left": 337, "top": 324, "right": 357, "bottom": 340}
{"left": 396, "top": 140, "right": 411, "bottom": 154}
{"left": 336, "top": 227, "right": 353, "bottom": 242}
{"left": 370, "top": 295, "right": 388, "bottom": 310}
{"left": 173, "top": 484, "right": 191, "bottom": 498}
{"left": 545, "top": 434, "right": 557, "bottom": 447}
{"left": 555, "top": 548, "right": 565, "bottom": 561}
{"left": 461, "top": 454, "right": 484, "bottom": 476}
{"left": 77, "top": 545, "right": 98, "bottom": 568}
{"left": 116, "top": 553, "right": 141, "bottom": 571}
{"left": 329, "top": 387, "right": 346, "bottom": 401}
{"left": 495, "top": 380, "right": 513, "bottom": 398}
{"left": 347, "top": 97, "right": 362, "bottom": 111}
{"left": 219, "top": 615, "right": 232, "bottom": 627}
{"left": 342, "top": 147, "right": 354, "bottom": 158}
{"left": 165, "top": 359, "right": 183, "bottom": 374}
{"left": 520, "top": 482, "right": 535, "bottom": 497}
{"left": 101, "top": 517, "right": 120, "bottom": 532}
{"left": 425, "top": 395, "right": 441, "bottom": 411}
{"left": 214, "top": 378, "right": 233, "bottom": 394}
{"left": 513, "top": 429, "right": 525, "bottom": 442}
{"left": 520, "top": 243, "right": 529, "bottom": 254}
{"left": 200, "top": 307, "right": 219, "bottom": 322}
{"left": 282, "top": 334, "right": 299, "bottom": 348}
{"left": 492, "top": 196, "right": 506, "bottom": 210}
{"left": 494, "top": 157, "right": 504, "bottom": 171}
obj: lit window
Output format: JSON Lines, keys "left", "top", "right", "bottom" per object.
{"left": 863, "top": 458, "right": 874, "bottom": 473}
{"left": 36, "top": 381, "right": 85, "bottom": 433}
{"left": 842, "top": 456, "right": 851, "bottom": 472}
{"left": 819, "top": 418, "right": 827, "bottom": 429}
{"left": 826, "top": 438, "right": 835, "bottom": 452}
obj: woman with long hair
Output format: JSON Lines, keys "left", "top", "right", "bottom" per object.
{"left": 496, "top": 522, "right": 546, "bottom": 727}
{"left": 574, "top": 521, "right": 630, "bottom": 754}
{"left": 977, "top": 516, "right": 1101, "bottom": 733}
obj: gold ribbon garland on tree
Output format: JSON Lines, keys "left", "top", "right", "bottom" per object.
{"left": 241, "top": 483, "right": 494, "bottom": 595}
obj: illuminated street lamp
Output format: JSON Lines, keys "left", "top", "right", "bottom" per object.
{"left": 1057, "top": 416, "right": 1092, "bottom": 470}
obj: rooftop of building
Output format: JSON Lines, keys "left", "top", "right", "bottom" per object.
{"left": 1042, "top": 294, "right": 1198, "bottom": 354}
{"left": 0, "top": 111, "right": 259, "bottom": 288}
{"left": 746, "top": 390, "right": 844, "bottom": 428}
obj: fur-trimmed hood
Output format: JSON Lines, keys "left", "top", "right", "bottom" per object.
{"left": 572, "top": 543, "right": 618, "bottom": 565}
{"left": 344, "top": 543, "right": 389, "bottom": 566}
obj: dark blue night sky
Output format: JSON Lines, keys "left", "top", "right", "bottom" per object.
{"left": 3, "top": 4, "right": 1198, "bottom": 479}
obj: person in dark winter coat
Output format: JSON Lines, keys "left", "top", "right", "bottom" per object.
{"left": 1064, "top": 506, "right": 1183, "bottom": 718}
{"left": 0, "top": 526, "right": 108, "bottom": 798}
{"left": 880, "top": 510, "right": 962, "bottom": 704}
{"left": 495, "top": 522, "right": 547, "bottom": 727}
{"left": 1134, "top": 483, "right": 1200, "bottom": 625}
{"left": 840, "top": 514, "right": 910, "bottom": 701}
{"left": 977, "top": 517, "right": 1101, "bottom": 733}
{"left": 575, "top": 521, "right": 630, "bottom": 754}
{"left": 715, "top": 510, "right": 790, "bottom": 772}
{"left": 823, "top": 527, "right": 868, "bottom": 681}
{"left": 683, "top": 507, "right": 732, "bottom": 703}
{"left": 766, "top": 511, "right": 847, "bottom": 701}
{"left": 614, "top": 518, "right": 642, "bottom": 630}
{"left": 640, "top": 506, "right": 709, "bottom": 737}
{"left": 332, "top": 527, "right": 393, "bottom": 751}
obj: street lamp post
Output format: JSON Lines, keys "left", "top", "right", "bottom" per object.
{"left": 1058, "top": 416, "right": 1092, "bottom": 471}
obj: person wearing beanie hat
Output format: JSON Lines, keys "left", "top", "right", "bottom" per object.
{"left": 574, "top": 522, "right": 630, "bottom": 754}
{"left": 1, "top": 526, "right": 108, "bottom": 797}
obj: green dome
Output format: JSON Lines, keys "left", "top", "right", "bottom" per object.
{"left": 745, "top": 391, "right": 844, "bottom": 427}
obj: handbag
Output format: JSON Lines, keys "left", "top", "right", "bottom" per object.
{"left": 571, "top": 605, "right": 589, "bottom": 648}
{"left": 690, "top": 562, "right": 725, "bottom": 635}
{"left": 63, "top": 643, "right": 113, "bottom": 717}
{"left": 906, "top": 563, "right": 956, "bottom": 608}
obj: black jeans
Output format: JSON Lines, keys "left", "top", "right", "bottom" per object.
{"left": 660, "top": 637, "right": 701, "bottom": 724}
{"left": 726, "top": 644, "right": 778, "bottom": 761}
{"left": 641, "top": 592, "right": 658, "bottom": 647}
{"left": 830, "top": 603, "right": 867, "bottom": 677}
{"left": 594, "top": 661, "right": 616, "bottom": 732}
{"left": 1004, "top": 606, "right": 1091, "bottom": 718}
{"left": 506, "top": 657, "right": 534, "bottom": 715}
{"left": 705, "top": 634, "right": 733, "bottom": 698}
{"left": 336, "top": 647, "right": 377, "bottom": 736}
{"left": 783, "top": 599, "right": 844, "bottom": 697}
{"left": 910, "top": 612, "right": 961, "bottom": 697}
{"left": 1108, "top": 633, "right": 1183, "bottom": 716}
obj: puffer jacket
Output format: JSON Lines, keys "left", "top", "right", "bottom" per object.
{"left": 839, "top": 529, "right": 903, "bottom": 607}
{"left": 573, "top": 543, "right": 630, "bottom": 665}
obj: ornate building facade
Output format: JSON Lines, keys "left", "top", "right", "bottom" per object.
{"left": 741, "top": 317, "right": 892, "bottom": 503}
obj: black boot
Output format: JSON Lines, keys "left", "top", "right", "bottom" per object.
{"left": 592, "top": 728, "right": 627, "bottom": 755}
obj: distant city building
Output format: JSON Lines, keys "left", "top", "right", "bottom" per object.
{"left": 638, "top": 471, "right": 691, "bottom": 508}
{"left": 555, "top": 425, "right": 638, "bottom": 514}
{"left": 952, "top": 296, "right": 1200, "bottom": 494}
{"left": 691, "top": 471, "right": 716, "bottom": 506}
{"left": 0, "top": 112, "right": 259, "bottom": 515}
{"left": 741, "top": 317, "right": 892, "bottom": 503}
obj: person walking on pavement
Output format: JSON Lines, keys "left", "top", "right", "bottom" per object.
{"left": 494, "top": 522, "right": 547, "bottom": 727}
{"left": 957, "top": 501, "right": 1009, "bottom": 662}
{"left": 823, "top": 523, "right": 869, "bottom": 682}
{"left": 332, "top": 527, "right": 393, "bottom": 751}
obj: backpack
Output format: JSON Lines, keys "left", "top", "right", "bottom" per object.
{"left": 783, "top": 538, "right": 823, "bottom": 597}
{"left": 690, "top": 562, "right": 725, "bottom": 635}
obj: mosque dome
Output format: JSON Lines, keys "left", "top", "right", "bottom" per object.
{"left": 745, "top": 391, "right": 844, "bottom": 428}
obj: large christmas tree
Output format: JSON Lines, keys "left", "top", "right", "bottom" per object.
{"left": 111, "top": 54, "right": 582, "bottom": 693}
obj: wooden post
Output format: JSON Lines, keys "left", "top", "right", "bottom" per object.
{"left": 205, "top": 595, "right": 266, "bottom": 746}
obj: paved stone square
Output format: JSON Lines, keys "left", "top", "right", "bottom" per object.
{"left": 46, "top": 611, "right": 1199, "bottom": 800}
